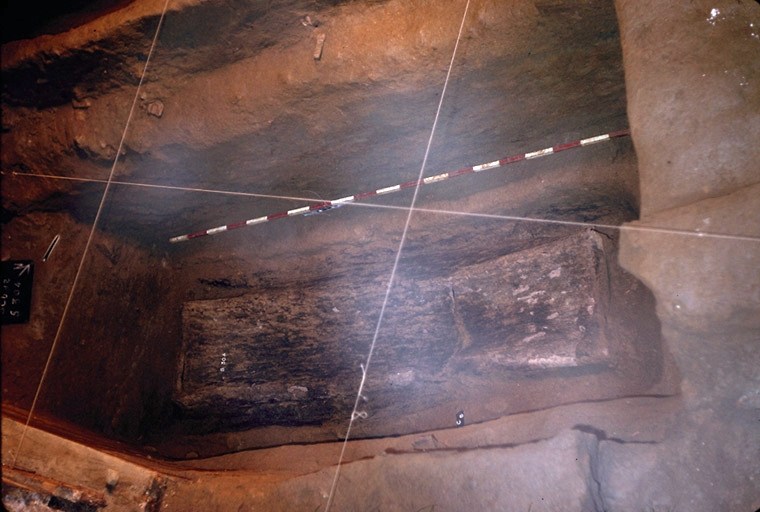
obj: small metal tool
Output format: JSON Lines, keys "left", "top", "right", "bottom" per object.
{"left": 42, "top": 234, "right": 60, "bottom": 262}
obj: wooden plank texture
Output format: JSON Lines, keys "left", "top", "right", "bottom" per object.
{"left": 175, "top": 230, "right": 611, "bottom": 431}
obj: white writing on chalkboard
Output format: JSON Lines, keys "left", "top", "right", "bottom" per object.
{"left": 1, "top": 260, "right": 33, "bottom": 324}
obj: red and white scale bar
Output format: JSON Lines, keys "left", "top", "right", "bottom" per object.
{"left": 169, "top": 129, "right": 630, "bottom": 243}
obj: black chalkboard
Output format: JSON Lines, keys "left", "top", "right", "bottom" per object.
{"left": 1, "top": 260, "right": 34, "bottom": 324}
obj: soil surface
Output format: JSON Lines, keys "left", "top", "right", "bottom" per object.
{"left": 2, "top": 0, "right": 637, "bottom": 448}
{"left": 2, "top": 0, "right": 759, "bottom": 511}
